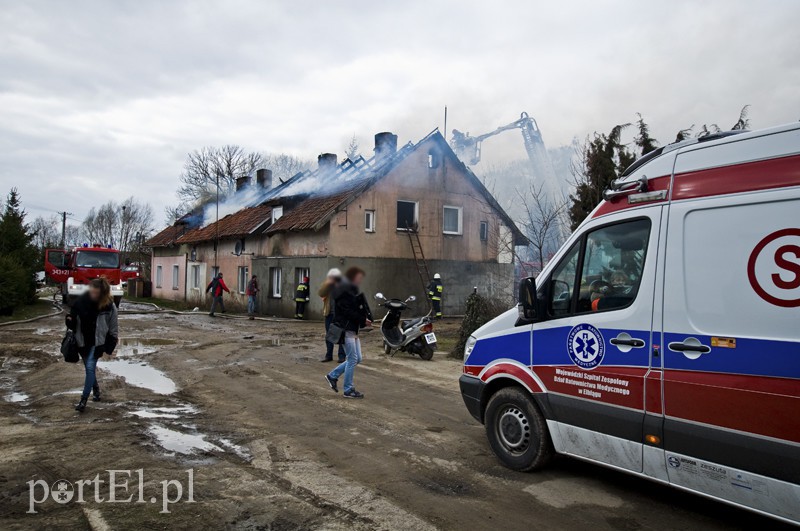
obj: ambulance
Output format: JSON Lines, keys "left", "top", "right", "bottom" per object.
{"left": 460, "top": 123, "right": 800, "bottom": 523}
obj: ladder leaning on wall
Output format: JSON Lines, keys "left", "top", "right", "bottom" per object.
{"left": 405, "top": 223, "right": 432, "bottom": 309}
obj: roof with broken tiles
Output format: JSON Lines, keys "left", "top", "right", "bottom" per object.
{"left": 146, "top": 130, "right": 526, "bottom": 247}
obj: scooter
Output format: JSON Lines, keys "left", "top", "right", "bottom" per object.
{"left": 374, "top": 293, "right": 437, "bottom": 360}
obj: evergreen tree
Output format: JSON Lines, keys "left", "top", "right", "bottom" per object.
{"left": 0, "top": 189, "right": 39, "bottom": 312}
{"left": 634, "top": 113, "right": 658, "bottom": 156}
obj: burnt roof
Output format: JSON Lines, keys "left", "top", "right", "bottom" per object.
{"left": 176, "top": 204, "right": 272, "bottom": 244}
{"left": 144, "top": 225, "right": 185, "bottom": 247}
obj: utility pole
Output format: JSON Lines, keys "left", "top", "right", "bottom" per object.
{"left": 214, "top": 175, "right": 219, "bottom": 269}
{"left": 58, "top": 211, "right": 72, "bottom": 250}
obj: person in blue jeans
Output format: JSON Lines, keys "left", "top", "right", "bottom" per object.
{"left": 324, "top": 266, "right": 371, "bottom": 399}
{"left": 66, "top": 278, "right": 119, "bottom": 412}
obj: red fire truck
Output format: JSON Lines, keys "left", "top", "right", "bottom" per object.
{"left": 44, "top": 244, "right": 125, "bottom": 307}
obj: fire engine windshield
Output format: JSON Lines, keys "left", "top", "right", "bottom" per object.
{"left": 75, "top": 251, "right": 120, "bottom": 269}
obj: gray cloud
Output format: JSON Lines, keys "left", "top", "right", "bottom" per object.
{"left": 1, "top": 0, "right": 798, "bottom": 225}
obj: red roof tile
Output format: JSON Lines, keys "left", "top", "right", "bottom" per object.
{"left": 266, "top": 182, "right": 370, "bottom": 234}
{"left": 145, "top": 225, "right": 185, "bottom": 247}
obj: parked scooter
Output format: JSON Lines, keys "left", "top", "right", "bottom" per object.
{"left": 375, "top": 293, "right": 437, "bottom": 360}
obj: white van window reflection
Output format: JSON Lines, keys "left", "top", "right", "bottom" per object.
{"left": 547, "top": 242, "right": 580, "bottom": 317}
{"left": 579, "top": 219, "right": 651, "bottom": 313}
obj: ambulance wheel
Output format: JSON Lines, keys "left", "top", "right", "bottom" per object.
{"left": 113, "top": 296, "right": 122, "bottom": 308}
{"left": 484, "top": 387, "right": 553, "bottom": 471}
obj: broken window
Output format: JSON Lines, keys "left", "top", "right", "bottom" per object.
{"left": 443, "top": 206, "right": 462, "bottom": 235}
{"left": 365, "top": 210, "right": 375, "bottom": 233}
{"left": 396, "top": 200, "right": 418, "bottom": 231}
{"left": 480, "top": 221, "right": 489, "bottom": 242}
{"left": 428, "top": 149, "right": 441, "bottom": 169}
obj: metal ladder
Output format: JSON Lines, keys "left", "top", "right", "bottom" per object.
{"left": 406, "top": 223, "right": 432, "bottom": 305}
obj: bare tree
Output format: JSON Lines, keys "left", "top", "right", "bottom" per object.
{"left": 30, "top": 215, "right": 60, "bottom": 250}
{"left": 344, "top": 135, "right": 359, "bottom": 160}
{"left": 177, "top": 145, "right": 263, "bottom": 205}
{"left": 260, "top": 153, "right": 313, "bottom": 183}
{"left": 83, "top": 197, "right": 153, "bottom": 252}
{"left": 517, "top": 181, "right": 567, "bottom": 277}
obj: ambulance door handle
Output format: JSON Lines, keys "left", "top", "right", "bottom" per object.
{"left": 668, "top": 338, "right": 711, "bottom": 355}
{"left": 610, "top": 336, "right": 645, "bottom": 348}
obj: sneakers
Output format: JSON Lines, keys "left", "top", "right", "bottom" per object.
{"left": 343, "top": 390, "right": 364, "bottom": 399}
{"left": 321, "top": 358, "right": 333, "bottom": 362}
{"left": 324, "top": 374, "right": 338, "bottom": 393}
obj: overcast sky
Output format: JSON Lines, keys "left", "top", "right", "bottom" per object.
{"left": 1, "top": 0, "right": 798, "bottom": 228}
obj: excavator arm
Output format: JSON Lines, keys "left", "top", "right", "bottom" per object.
{"left": 451, "top": 112, "right": 544, "bottom": 166}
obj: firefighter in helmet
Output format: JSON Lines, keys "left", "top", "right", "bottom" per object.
{"left": 295, "top": 276, "right": 310, "bottom": 319}
{"left": 427, "top": 273, "right": 443, "bottom": 319}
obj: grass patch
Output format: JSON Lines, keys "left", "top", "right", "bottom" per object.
{"left": 0, "top": 299, "right": 58, "bottom": 324}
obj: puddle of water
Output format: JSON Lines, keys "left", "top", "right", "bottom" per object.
{"left": 148, "top": 425, "right": 223, "bottom": 454}
{"left": 130, "top": 404, "right": 198, "bottom": 419}
{"left": 34, "top": 327, "right": 54, "bottom": 336}
{"left": 114, "top": 338, "right": 179, "bottom": 357}
{"left": 217, "top": 438, "right": 251, "bottom": 460}
{"left": 5, "top": 392, "right": 30, "bottom": 403}
{"left": 99, "top": 360, "right": 177, "bottom": 395}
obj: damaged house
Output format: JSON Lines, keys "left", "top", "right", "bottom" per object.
{"left": 146, "top": 130, "right": 526, "bottom": 318}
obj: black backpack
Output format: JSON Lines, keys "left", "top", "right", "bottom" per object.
{"left": 60, "top": 330, "right": 79, "bottom": 363}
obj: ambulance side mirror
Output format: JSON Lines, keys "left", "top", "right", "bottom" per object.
{"left": 517, "top": 277, "right": 539, "bottom": 325}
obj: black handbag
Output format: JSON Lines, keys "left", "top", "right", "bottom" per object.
{"left": 325, "top": 322, "right": 345, "bottom": 345}
{"left": 60, "top": 330, "right": 79, "bottom": 363}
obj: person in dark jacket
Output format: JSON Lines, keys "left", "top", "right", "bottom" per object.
{"left": 246, "top": 275, "right": 260, "bottom": 319}
{"left": 294, "top": 276, "right": 310, "bottom": 319}
{"left": 324, "top": 267, "right": 371, "bottom": 399}
{"left": 65, "top": 277, "right": 119, "bottom": 412}
{"left": 207, "top": 273, "right": 230, "bottom": 317}
{"left": 319, "top": 268, "right": 346, "bottom": 363}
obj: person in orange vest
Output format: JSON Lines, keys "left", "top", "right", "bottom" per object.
{"left": 295, "top": 276, "right": 310, "bottom": 319}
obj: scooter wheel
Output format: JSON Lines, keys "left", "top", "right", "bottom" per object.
{"left": 384, "top": 342, "right": 392, "bottom": 356}
{"left": 419, "top": 346, "right": 434, "bottom": 361}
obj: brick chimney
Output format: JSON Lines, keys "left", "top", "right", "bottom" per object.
{"left": 318, "top": 153, "right": 338, "bottom": 171}
{"left": 374, "top": 132, "right": 398, "bottom": 160}
{"left": 235, "top": 176, "right": 251, "bottom": 191}
{"left": 256, "top": 168, "right": 272, "bottom": 189}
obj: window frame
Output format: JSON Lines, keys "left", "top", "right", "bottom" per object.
{"left": 272, "top": 205, "right": 284, "bottom": 224}
{"left": 238, "top": 266, "right": 249, "bottom": 294}
{"left": 155, "top": 265, "right": 163, "bottom": 288}
{"left": 396, "top": 200, "right": 419, "bottom": 231}
{"left": 295, "top": 267, "right": 310, "bottom": 287}
{"left": 442, "top": 205, "right": 463, "bottom": 235}
{"left": 270, "top": 267, "right": 282, "bottom": 298}
{"left": 541, "top": 217, "right": 652, "bottom": 319}
{"left": 364, "top": 210, "right": 375, "bottom": 233}
{"left": 191, "top": 264, "right": 200, "bottom": 290}
{"left": 480, "top": 220, "right": 489, "bottom": 242}
{"left": 171, "top": 265, "right": 179, "bottom": 290}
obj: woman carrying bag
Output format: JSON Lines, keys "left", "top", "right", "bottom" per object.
{"left": 65, "top": 278, "right": 119, "bottom": 412}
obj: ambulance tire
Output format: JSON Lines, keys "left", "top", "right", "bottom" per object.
{"left": 484, "top": 387, "right": 553, "bottom": 471}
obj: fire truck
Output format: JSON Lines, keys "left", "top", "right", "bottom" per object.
{"left": 44, "top": 244, "right": 125, "bottom": 307}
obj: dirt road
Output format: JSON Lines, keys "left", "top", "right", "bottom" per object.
{"left": 0, "top": 309, "right": 788, "bottom": 530}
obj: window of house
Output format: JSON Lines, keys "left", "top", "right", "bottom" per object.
{"left": 295, "top": 267, "right": 310, "bottom": 287}
{"left": 156, "top": 266, "right": 163, "bottom": 288}
{"left": 428, "top": 149, "right": 441, "bottom": 169}
{"left": 191, "top": 264, "right": 200, "bottom": 289}
{"left": 238, "top": 266, "right": 249, "bottom": 294}
{"left": 396, "top": 200, "right": 418, "bottom": 231}
{"left": 270, "top": 267, "right": 282, "bottom": 298}
{"left": 172, "top": 265, "right": 179, "bottom": 290}
{"left": 211, "top": 266, "right": 219, "bottom": 279}
{"left": 443, "top": 206, "right": 463, "bottom": 235}
{"left": 480, "top": 221, "right": 489, "bottom": 242}
{"left": 544, "top": 218, "right": 651, "bottom": 317}
{"left": 365, "top": 210, "right": 375, "bottom": 233}
{"left": 272, "top": 205, "right": 283, "bottom": 224}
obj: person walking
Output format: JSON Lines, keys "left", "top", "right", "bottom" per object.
{"left": 427, "top": 273, "right": 443, "bottom": 319}
{"left": 294, "top": 275, "right": 310, "bottom": 319}
{"left": 324, "top": 267, "right": 371, "bottom": 399}
{"left": 65, "top": 278, "right": 119, "bottom": 412}
{"left": 207, "top": 272, "right": 230, "bottom": 317}
{"left": 319, "top": 268, "right": 346, "bottom": 363}
{"left": 246, "top": 274, "right": 260, "bottom": 319}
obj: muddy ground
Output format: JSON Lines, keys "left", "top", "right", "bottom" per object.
{"left": 0, "top": 307, "right": 789, "bottom": 530}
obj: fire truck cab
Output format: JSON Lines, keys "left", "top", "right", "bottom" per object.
{"left": 44, "top": 245, "right": 125, "bottom": 307}
{"left": 460, "top": 123, "right": 800, "bottom": 524}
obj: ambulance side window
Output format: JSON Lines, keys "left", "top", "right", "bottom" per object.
{"left": 547, "top": 241, "right": 580, "bottom": 317}
{"left": 577, "top": 218, "right": 651, "bottom": 313}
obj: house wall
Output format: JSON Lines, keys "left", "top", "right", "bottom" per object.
{"left": 185, "top": 236, "right": 264, "bottom": 307}
{"left": 327, "top": 147, "right": 514, "bottom": 262}
{"left": 251, "top": 255, "right": 514, "bottom": 319}
{"left": 150, "top": 248, "right": 188, "bottom": 301}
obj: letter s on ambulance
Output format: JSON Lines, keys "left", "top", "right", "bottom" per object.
{"left": 460, "top": 123, "right": 800, "bottom": 525}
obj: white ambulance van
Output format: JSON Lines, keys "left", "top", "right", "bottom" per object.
{"left": 460, "top": 123, "right": 800, "bottom": 524}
